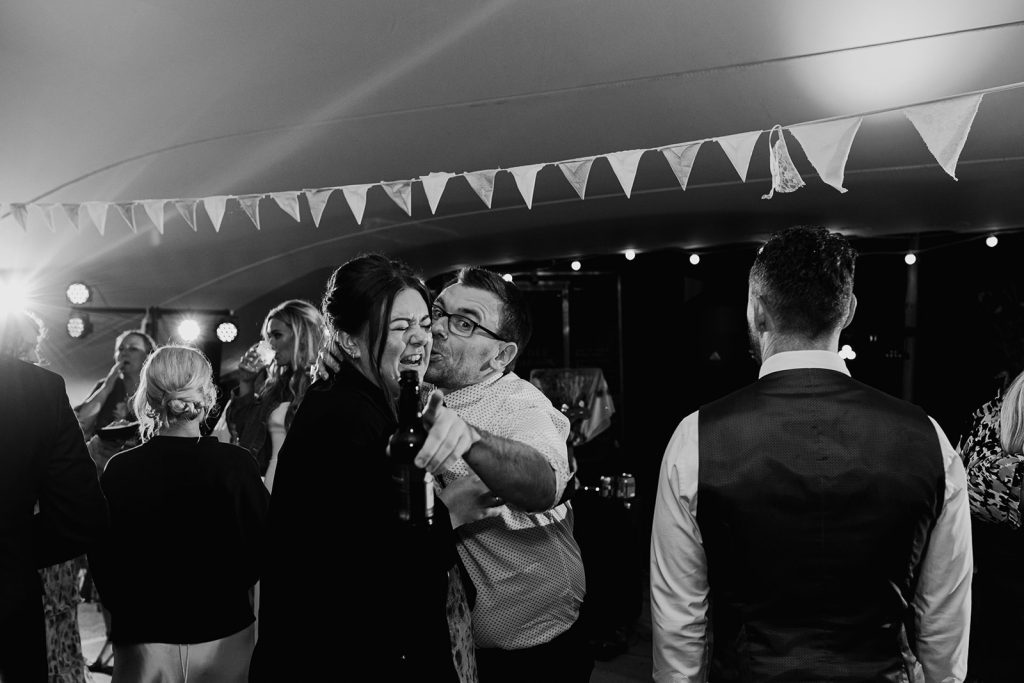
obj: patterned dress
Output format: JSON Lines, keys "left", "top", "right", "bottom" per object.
{"left": 957, "top": 391, "right": 1024, "bottom": 527}
{"left": 40, "top": 558, "right": 93, "bottom": 683}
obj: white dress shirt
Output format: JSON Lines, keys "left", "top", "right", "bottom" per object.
{"left": 650, "top": 350, "right": 972, "bottom": 683}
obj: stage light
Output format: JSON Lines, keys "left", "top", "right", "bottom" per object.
{"left": 177, "top": 318, "right": 201, "bottom": 343}
{"left": 689, "top": 253, "right": 701, "bottom": 265}
{"left": 66, "top": 312, "right": 92, "bottom": 339}
{"left": 501, "top": 273, "right": 513, "bottom": 282}
{"left": 986, "top": 235, "right": 999, "bottom": 248}
{"left": 65, "top": 282, "right": 92, "bottom": 305}
{"left": 839, "top": 344, "right": 857, "bottom": 361}
{"left": 216, "top": 321, "right": 239, "bottom": 343}
{"left": 570, "top": 260, "right": 581, "bottom": 271}
{"left": 0, "top": 278, "right": 31, "bottom": 315}
{"left": 904, "top": 253, "right": 917, "bottom": 265}
{"left": 624, "top": 249, "right": 636, "bottom": 261}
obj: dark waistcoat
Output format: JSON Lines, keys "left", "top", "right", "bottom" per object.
{"left": 697, "top": 369, "right": 945, "bottom": 682}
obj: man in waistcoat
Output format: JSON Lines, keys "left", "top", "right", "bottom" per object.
{"left": 650, "top": 226, "right": 972, "bottom": 682}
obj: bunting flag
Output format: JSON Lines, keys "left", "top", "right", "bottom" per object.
{"left": 10, "top": 203, "right": 28, "bottom": 231}
{"left": 271, "top": 191, "right": 302, "bottom": 222}
{"left": 140, "top": 200, "right": 166, "bottom": 234}
{"left": 62, "top": 204, "right": 81, "bottom": 232}
{"left": 381, "top": 180, "right": 413, "bottom": 216}
{"left": 304, "top": 188, "right": 336, "bottom": 227}
{"left": 421, "top": 172, "right": 454, "bottom": 215}
{"left": 42, "top": 204, "right": 60, "bottom": 232}
{"left": 464, "top": 170, "right": 498, "bottom": 208}
{"left": 115, "top": 203, "right": 136, "bottom": 233}
{"left": 203, "top": 196, "right": 229, "bottom": 232}
{"left": 558, "top": 158, "right": 595, "bottom": 200}
{"left": 762, "top": 126, "right": 805, "bottom": 200}
{"left": 788, "top": 117, "right": 863, "bottom": 193}
{"left": 174, "top": 200, "right": 199, "bottom": 231}
{"left": 342, "top": 184, "right": 372, "bottom": 225}
{"left": 904, "top": 94, "right": 983, "bottom": 180}
{"left": 606, "top": 150, "right": 646, "bottom": 198}
{"left": 661, "top": 142, "right": 704, "bottom": 190}
{"left": 716, "top": 130, "right": 761, "bottom": 182}
{"left": 237, "top": 194, "right": 262, "bottom": 230}
{"left": 509, "top": 164, "right": 545, "bottom": 209}
{"left": 83, "top": 201, "right": 109, "bottom": 235}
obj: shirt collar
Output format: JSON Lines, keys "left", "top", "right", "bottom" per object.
{"left": 758, "top": 349, "right": 850, "bottom": 379}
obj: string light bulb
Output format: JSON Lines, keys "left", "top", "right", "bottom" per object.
{"left": 986, "top": 235, "right": 999, "bottom": 248}
{"left": 501, "top": 273, "right": 513, "bottom": 282}
{"left": 689, "top": 253, "right": 701, "bottom": 265}
{"left": 624, "top": 249, "right": 636, "bottom": 261}
{"left": 904, "top": 253, "right": 917, "bottom": 266}
{"left": 570, "top": 260, "right": 581, "bottom": 271}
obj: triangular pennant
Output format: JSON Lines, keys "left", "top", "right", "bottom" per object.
{"left": 271, "top": 191, "right": 302, "bottom": 222}
{"left": 463, "top": 170, "right": 498, "bottom": 208}
{"left": 140, "top": 200, "right": 166, "bottom": 234}
{"left": 558, "top": 158, "right": 595, "bottom": 200}
{"left": 174, "top": 200, "right": 199, "bottom": 231}
{"left": 62, "top": 204, "right": 81, "bottom": 232}
{"left": 508, "top": 164, "right": 545, "bottom": 209}
{"left": 203, "top": 196, "right": 229, "bottom": 233}
{"left": 381, "top": 180, "right": 413, "bottom": 216}
{"left": 237, "top": 195, "right": 262, "bottom": 230}
{"left": 762, "top": 126, "right": 805, "bottom": 200}
{"left": 788, "top": 117, "right": 863, "bottom": 193}
{"left": 304, "top": 188, "right": 336, "bottom": 228}
{"left": 10, "top": 203, "right": 28, "bottom": 231}
{"left": 342, "top": 185, "right": 372, "bottom": 225}
{"left": 661, "top": 142, "right": 704, "bottom": 190}
{"left": 420, "top": 172, "right": 454, "bottom": 215}
{"left": 716, "top": 130, "right": 761, "bottom": 182}
{"left": 114, "top": 203, "right": 137, "bottom": 233}
{"left": 41, "top": 204, "right": 59, "bottom": 233}
{"left": 82, "top": 201, "right": 109, "bottom": 235}
{"left": 903, "top": 93, "right": 983, "bottom": 181}
{"left": 605, "top": 149, "right": 646, "bottom": 198}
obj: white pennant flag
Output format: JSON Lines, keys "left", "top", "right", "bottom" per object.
{"left": 509, "top": 164, "right": 545, "bottom": 209}
{"left": 10, "top": 203, "right": 28, "bottom": 231}
{"left": 420, "top": 172, "right": 454, "bottom": 215}
{"left": 304, "top": 188, "right": 336, "bottom": 228}
{"left": 42, "top": 204, "right": 59, "bottom": 232}
{"left": 381, "top": 180, "right": 413, "bottom": 216}
{"left": 904, "top": 93, "right": 983, "bottom": 180}
{"left": 558, "top": 158, "right": 595, "bottom": 200}
{"left": 237, "top": 195, "right": 262, "bottom": 230}
{"left": 62, "top": 204, "right": 81, "bottom": 232}
{"left": 83, "top": 201, "right": 108, "bottom": 235}
{"left": 271, "top": 191, "right": 302, "bottom": 222}
{"left": 115, "top": 203, "right": 136, "bottom": 233}
{"left": 141, "top": 200, "right": 166, "bottom": 234}
{"left": 203, "top": 196, "right": 229, "bottom": 233}
{"left": 174, "top": 200, "right": 199, "bottom": 231}
{"left": 606, "top": 149, "right": 646, "bottom": 198}
{"left": 464, "top": 170, "right": 498, "bottom": 208}
{"left": 762, "top": 126, "right": 805, "bottom": 200}
{"left": 342, "top": 185, "right": 372, "bottom": 225}
{"left": 788, "top": 117, "right": 862, "bottom": 193}
{"left": 716, "top": 130, "right": 761, "bottom": 182}
{"left": 661, "top": 142, "right": 704, "bottom": 190}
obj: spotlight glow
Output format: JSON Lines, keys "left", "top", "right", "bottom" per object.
{"left": 66, "top": 313, "right": 91, "bottom": 339}
{"left": 216, "top": 322, "right": 239, "bottom": 343}
{"left": 0, "top": 279, "right": 31, "bottom": 315}
{"left": 986, "top": 235, "right": 999, "bottom": 248}
{"left": 177, "top": 319, "right": 201, "bottom": 343}
{"left": 501, "top": 273, "right": 513, "bottom": 282}
{"left": 689, "top": 253, "right": 701, "bottom": 265}
{"left": 904, "top": 253, "right": 917, "bottom": 265}
{"left": 624, "top": 249, "right": 636, "bottom": 261}
{"left": 65, "top": 282, "right": 91, "bottom": 305}
{"left": 570, "top": 260, "right": 581, "bottom": 271}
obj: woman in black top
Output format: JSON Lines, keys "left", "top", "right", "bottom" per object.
{"left": 90, "top": 345, "right": 269, "bottom": 683}
{"left": 250, "top": 254, "right": 473, "bottom": 682}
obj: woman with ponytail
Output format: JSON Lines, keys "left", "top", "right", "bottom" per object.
{"left": 88, "top": 345, "right": 269, "bottom": 683}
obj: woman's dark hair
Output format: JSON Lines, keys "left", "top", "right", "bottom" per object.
{"left": 321, "top": 254, "right": 430, "bottom": 391}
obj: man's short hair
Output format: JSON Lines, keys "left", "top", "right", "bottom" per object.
{"left": 453, "top": 267, "right": 532, "bottom": 366}
{"left": 749, "top": 225, "right": 857, "bottom": 338}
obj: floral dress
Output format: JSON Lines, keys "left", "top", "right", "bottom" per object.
{"left": 40, "top": 558, "right": 93, "bottom": 683}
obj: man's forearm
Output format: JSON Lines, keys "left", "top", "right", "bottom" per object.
{"left": 463, "top": 430, "right": 558, "bottom": 513}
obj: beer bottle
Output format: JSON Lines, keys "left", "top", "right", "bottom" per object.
{"left": 388, "top": 369, "right": 434, "bottom": 526}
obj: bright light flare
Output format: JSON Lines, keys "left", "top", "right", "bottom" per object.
{"left": 216, "top": 321, "right": 239, "bottom": 343}
{"left": 0, "top": 279, "right": 31, "bottom": 315}
{"left": 177, "top": 319, "right": 201, "bottom": 343}
{"left": 66, "top": 282, "right": 91, "bottom": 305}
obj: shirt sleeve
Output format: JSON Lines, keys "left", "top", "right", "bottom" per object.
{"left": 914, "top": 417, "right": 972, "bottom": 683}
{"left": 650, "top": 411, "right": 709, "bottom": 683}
{"left": 504, "top": 402, "right": 571, "bottom": 498}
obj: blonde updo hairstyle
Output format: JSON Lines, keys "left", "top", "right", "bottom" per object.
{"left": 133, "top": 345, "right": 218, "bottom": 440}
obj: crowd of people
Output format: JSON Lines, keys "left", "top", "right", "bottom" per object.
{"left": 3, "top": 227, "right": 1024, "bottom": 682}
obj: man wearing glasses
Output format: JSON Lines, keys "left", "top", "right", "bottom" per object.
{"left": 414, "top": 266, "right": 591, "bottom": 683}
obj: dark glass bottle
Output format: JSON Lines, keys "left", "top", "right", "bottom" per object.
{"left": 388, "top": 369, "right": 434, "bottom": 526}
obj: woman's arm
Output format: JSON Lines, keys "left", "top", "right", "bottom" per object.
{"left": 74, "top": 365, "right": 122, "bottom": 438}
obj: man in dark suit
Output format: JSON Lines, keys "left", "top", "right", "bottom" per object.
{"left": 0, "top": 355, "right": 108, "bottom": 682}
{"left": 651, "top": 226, "right": 972, "bottom": 682}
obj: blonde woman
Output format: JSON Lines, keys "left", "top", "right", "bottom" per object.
{"left": 226, "top": 300, "right": 324, "bottom": 491}
{"left": 88, "top": 346, "right": 269, "bottom": 683}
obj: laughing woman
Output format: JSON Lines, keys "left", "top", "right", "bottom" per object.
{"left": 250, "top": 254, "right": 475, "bottom": 683}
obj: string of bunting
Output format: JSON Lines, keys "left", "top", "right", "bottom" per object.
{"left": 2, "top": 81, "right": 1020, "bottom": 235}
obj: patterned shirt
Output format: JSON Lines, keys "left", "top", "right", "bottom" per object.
{"left": 437, "top": 371, "right": 586, "bottom": 649}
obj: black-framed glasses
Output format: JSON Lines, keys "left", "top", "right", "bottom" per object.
{"left": 430, "top": 305, "right": 508, "bottom": 341}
